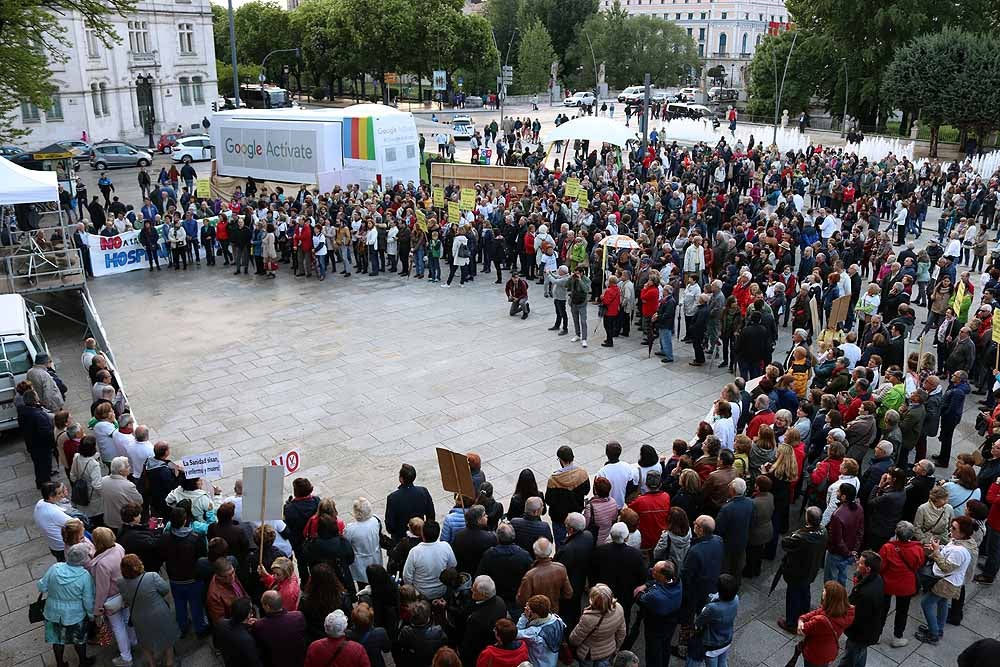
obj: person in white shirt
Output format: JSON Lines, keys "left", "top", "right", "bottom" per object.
{"left": 34, "top": 481, "right": 72, "bottom": 560}
{"left": 710, "top": 400, "right": 736, "bottom": 451}
{"left": 917, "top": 516, "right": 975, "bottom": 643}
{"left": 944, "top": 231, "right": 962, "bottom": 261}
{"left": 125, "top": 425, "right": 155, "bottom": 481}
{"left": 820, "top": 458, "right": 861, "bottom": 526}
{"left": 81, "top": 338, "right": 99, "bottom": 372}
{"left": 402, "top": 520, "right": 456, "bottom": 600}
{"left": 112, "top": 413, "right": 137, "bottom": 459}
{"left": 596, "top": 441, "right": 640, "bottom": 508}
{"left": 840, "top": 331, "right": 862, "bottom": 369}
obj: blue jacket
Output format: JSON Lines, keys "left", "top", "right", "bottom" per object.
{"left": 681, "top": 534, "right": 724, "bottom": 612}
{"left": 141, "top": 204, "right": 159, "bottom": 222}
{"left": 38, "top": 562, "right": 94, "bottom": 625}
{"left": 941, "top": 380, "right": 970, "bottom": 422}
{"left": 440, "top": 507, "right": 466, "bottom": 544}
{"left": 716, "top": 496, "right": 753, "bottom": 551}
{"left": 516, "top": 613, "right": 565, "bottom": 667}
{"left": 638, "top": 579, "right": 683, "bottom": 636}
{"left": 182, "top": 217, "right": 197, "bottom": 240}
{"left": 696, "top": 593, "right": 739, "bottom": 649}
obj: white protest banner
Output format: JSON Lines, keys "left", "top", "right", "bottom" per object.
{"left": 87, "top": 230, "right": 159, "bottom": 277}
{"left": 270, "top": 448, "right": 301, "bottom": 477}
{"left": 180, "top": 450, "right": 223, "bottom": 479}
{"left": 242, "top": 465, "right": 285, "bottom": 523}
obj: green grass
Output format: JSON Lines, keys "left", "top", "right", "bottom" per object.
{"left": 884, "top": 121, "right": 960, "bottom": 143}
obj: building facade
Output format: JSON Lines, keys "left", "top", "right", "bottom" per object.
{"left": 12, "top": 0, "right": 218, "bottom": 149}
{"left": 601, "top": 0, "right": 789, "bottom": 88}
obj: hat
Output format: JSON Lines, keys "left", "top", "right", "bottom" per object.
{"left": 828, "top": 428, "right": 847, "bottom": 443}
{"left": 780, "top": 241, "right": 791, "bottom": 249}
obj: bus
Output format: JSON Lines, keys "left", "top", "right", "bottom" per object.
{"left": 239, "top": 84, "right": 293, "bottom": 109}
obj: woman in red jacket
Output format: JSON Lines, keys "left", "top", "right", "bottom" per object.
{"left": 798, "top": 581, "right": 855, "bottom": 666}
{"left": 877, "top": 521, "right": 926, "bottom": 647}
{"left": 600, "top": 275, "right": 622, "bottom": 348}
{"left": 476, "top": 619, "right": 529, "bottom": 667}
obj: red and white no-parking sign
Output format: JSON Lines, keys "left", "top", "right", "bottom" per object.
{"left": 270, "top": 448, "right": 301, "bottom": 476}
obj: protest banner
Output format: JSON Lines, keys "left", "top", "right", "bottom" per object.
{"left": 433, "top": 186, "right": 445, "bottom": 208}
{"left": 565, "top": 178, "right": 580, "bottom": 198}
{"left": 87, "top": 231, "right": 156, "bottom": 277}
{"left": 242, "top": 465, "right": 285, "bottom": 566}
{"left": 270, "top": 448, "right": 301, "bottom": 476}
{"left": 180, "top": 450, "right": 223, "bottom": 479}
{"left": 460, "top": 187, "right": 476, "bottom": 210}
{"left": 196, "top": 178, "right": 212, "bottom": 198}
{"left": 448, "top": 202, "right": 461, "bottom": 224}
{"left": 436, "top": 447, "right": 476, "bottom": 504}
{"left": 416, "top": 209, "right": 428, "bottom": 232}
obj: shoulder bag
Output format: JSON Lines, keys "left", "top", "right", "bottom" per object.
{"left": 564, "top": 611, "right": 608, "bottom": 662}
{"left": 126, "top": 573, "right": 145, "bottom": 627}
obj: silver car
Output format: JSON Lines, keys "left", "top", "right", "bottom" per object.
{"left": 89, "top": 142, "right": 152, "bottom": 170}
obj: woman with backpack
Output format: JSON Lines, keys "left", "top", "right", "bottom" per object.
{"left": 69, "top": 436, "right": 104, "bottom": 526}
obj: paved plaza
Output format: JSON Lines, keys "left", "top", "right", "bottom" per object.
{"left": 0, "top": 262, "right": 995, "bottom": 667}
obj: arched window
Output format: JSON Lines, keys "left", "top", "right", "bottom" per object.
{"left": 718, "top": 33, "right": 727, "bottom": 54}
{"left": 91, "top": 83, "right": 101, "bottom": 116}
{"left": 742, "top": 33, "right": 748, "bottom": 54}
{"left": 99, "top": 82, "right": 109, "bottom": 116}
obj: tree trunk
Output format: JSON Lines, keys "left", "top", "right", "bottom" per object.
{"left": 417, "top": 70, "right": 423, "bottom": 104}
{"left": 929, "top": 124, "right": 939, "bottom": 158}
{"left": 898, "top": 109, "right": 909, "bottom": 136}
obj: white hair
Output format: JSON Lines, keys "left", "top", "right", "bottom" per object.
{"left": 473, "top": 575, "right": 496, "bottom": 598}
{"left": 110, "top": 456, "right": 130, "bottom": 476}
{"left": 565, "top": 512, "right": 586, "bottom": 532}
{"left": 730, "top": 477, "right": 747, "bottom": 495}
{"left": 352, "top": 497, "right": 373, "bottom": 522}
{"left": 533, "top": 537, "right": 555, "bottom": 559}
{"left": 324, "top": 609, "right": 348, "bottom": 638}
{"left": 610, "top": 522, "right": 629, "bottom": 544}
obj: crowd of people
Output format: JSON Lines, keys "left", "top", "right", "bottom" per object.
{"left": 22, "top": 117, "right": 1000, "bottom": 667}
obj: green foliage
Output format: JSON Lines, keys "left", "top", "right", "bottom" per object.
{"left": 515, "top": 19, "right": 556, "bottom": 94}
{"left": 215, "top": 60, "right": 263, "bottom": 97}
{"left": 707, "top": 65, "right": 726, "bottom": 85}
{"left": 0, "top": 0, "right": 135, "bottom": 142}
{"left": 746, "top": 31, "right": 831, "bottom": 118}
{"left": 485, "top": 0, "right": 524, "bottom": 67}
{"left": 567, "top": 4, "right": 699, "bottom": 90}
{"left": 311, "top": 86, "right": 327, "bottom": 101}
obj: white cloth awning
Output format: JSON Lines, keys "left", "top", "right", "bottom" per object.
{"left": 0, "top": 156, "right": 58, "bottom": 205}
{"left": 542, "top": 116, "right": 637, "bottom": 148}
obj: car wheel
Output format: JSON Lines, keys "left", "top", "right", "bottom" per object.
{"left": 94, "top": 161, "right": 106, "bottom": 170}
{"left": 182, "top": 156, "right": 192, "bottom": 164}
{"left": 138, "top": 159, "right": 150, "bottom": 167}
{"left": 163, "top": 146, "right": 172, "bottom": 155}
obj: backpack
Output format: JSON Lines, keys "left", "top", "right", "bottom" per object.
{"left": 71, "top": 459, "right": 96, "bottom": 506}
{"left": 570, "top": 277, "right": 588, "bottom": 305}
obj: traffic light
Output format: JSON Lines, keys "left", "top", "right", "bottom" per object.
{"left": 211, "top": 101, "right": 219, "bottom": 113}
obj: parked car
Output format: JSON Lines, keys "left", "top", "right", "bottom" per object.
{"left": 0, "top": 146, "right": 24, "bottom": 159}
{"left": 678, "top": 87, "right": 701, "bottom": 103}
{"left": 56, "top": 140, "right": 92, "bottom": 159}
{"left": 156, "top": 132, "right": 185, "bottom": 154}
{"left": 464, "top": 96, "right": 483, "bottom": 108}
{"left": 451, "top": 115, "right": 475, "bottom": 140}
{"left": 89, "top": 142, "right": 152, "bottom": 169}
{"left": 564, "top": 91, "right": 596, "bottom": 107}
{"left": 618, "top": 85, "right": 645, "bottom": 105}
{"left": 170, "top": 135, "right": 213, "bottom": 163}
{"left": 708, "top": 87, "right": 740, "bottom": 103}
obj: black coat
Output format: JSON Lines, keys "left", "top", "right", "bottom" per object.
{"left": 476, "top": 544, "right": 532, "bottom": 605}
{"left": 18, "top": 403, "right": 54, "bottom": 452}
{"left": 458, "top": 595, "right": 508, "bottom": 667}
{"left": 681, "top": 534, "right": 724, "bottom": 613}
{"left": 396, "top": 622, "right": 448, "bottom": 667}
{"left": 844, "top": 573, "right": 885, "bottom": 645}
{"left": 214, "top": 618, "right": 262, "bottom": 667}
{"left": 385, "top": 483, "right": 435, "bottom": 539}
{"left": 555, "top": 530, "right": 594, "bottom": 609}
{"left": 282, "top": 496, "right": 319, "bottom": 550}
{"left": 451, "top": 526, "right": 497, "bottom": 575}
{"left": 902, "top": 474, "right": 935, "bottom": 522}
{"left": 590, "top": 542, "right": 647, "bottom": 608}
{"left": 117, "top": 523, "right": 164, "bottom": 573}
{"left": 303, "top": 534, "right": 356, "bottom": 596}
{"left": 780, "top": 526, "right": 826, "bottom": 585}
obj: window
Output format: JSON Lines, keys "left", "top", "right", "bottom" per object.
{"left": 20, "top": 101, "right": 40, "bottom": 123}
{"left": 745, "top": 12, "right": 749, "bottom": 19}
{"left": 698, "top": 43, "right": 704, "bottom": 57}
{"left": 385, "top": 147, "right": 397, "bottom": 162}
{"left": 687, "top": 12, "right": 693, "bottom": 19}
{"left": 759, "top": 13, "right": 764, "bottom": 20}
{"left": 742, "top": 33, "right": 748, "bottom": 53}
{"left": 99, "top": 83, "right": 109, "bottom": 116}
{"left": 85, "top": 29, "right": 100, "bottom": 58}
{"left": 701, "top": 11, "right": 706, "bottom": 18}
{"left": 179, "top": 76, "right": 192, "bottom": 105}
{"left": 756, "top": 34, "right": 762, "bottom": 46}
{"left": 699, "top": 27, "right": 705, "bottom": 40}
{"left": 687, "top": 27, "right": 692, "bottom": 36}
{"left": 128, "top": 21, "right": 150, "bottom": 53}
{"left": 0, "top": 341, "right": 32, "bottom": 375}
{"left": 91, "top": 83, "right": 101, "bottom": 116}
{"left": 718, "top": 33, "right": 727, "bottom": 53}
{"left": 48, "top": 95, "right": 63, "bottom": 120}
{"left": 178, "top": 23, "right": 195, "bottom": 54}
{"left": 721, "top": 11, "right": 727, "bottom": 19}
{"left": 192, "top": 76, "right": 204, "bottom": 103}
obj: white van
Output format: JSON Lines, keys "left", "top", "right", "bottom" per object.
{"left": 0, "top": 294, "right": 49, "bottom": 431}
{"left": 618, "top": 86, "right": 647, "bottom": 105}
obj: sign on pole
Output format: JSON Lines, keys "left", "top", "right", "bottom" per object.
{"left": 460, "top": 187, "right": 476, "bottom": 210}
{"left": 433, "top": 70, "right": 447, "bottom": 91}
{"left": 565, "top": 177, "right": 580, "bottom": 199}
{"left": 180, "top": 451, "right": 223, "bottom": 479}
{"left": 992, "top": 313, "right": 1000, "bottom": 344}
{"left": 827, "top": 295, "right": 852, "bottom": 330}
{"left": 436, "top": 447, "right": 475, "bottom": 504}
{"left": 242, "top": 465, "right": 285, "bottom": 523}
{"left": 196, "top": 178, "right": 211, "bottom": 198}
{"left": 448, "top": 201, "right": 461, "bottom": 224}
{"left": 432, "top": 186, "right": 445, "bottom": 208}
{"left": 269, "top": 448, "right": 301, "bottom": 477}
{"left": 808, "top": 297, "right": 821, "bottom": 342}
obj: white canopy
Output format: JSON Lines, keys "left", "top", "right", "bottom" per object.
{"left": 0, "top": 156, "right": 59, "bottom": 206}
{"left": 542, "top": 116, "right": 637, "bottom": 148}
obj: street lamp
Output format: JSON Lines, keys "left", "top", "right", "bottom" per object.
{"left": 840, "top": 58, "right": 848, "bottom": 138}
{"left": 490, "top": 28, "right": 518, "bottom": 125}
{"left": 771, "top": 30, "right": 798, "bottom": 146}
{"left": 583, "top": 30, "right": 599, "bottom": 95}
{"left": 136, "top": 74, "right": 155, "bottom": 149}
{"left": 261, "top": 48, "right": 300, "bottom": 107}
{"left": 227, "top": 0, "right": 239, "bottom": 107}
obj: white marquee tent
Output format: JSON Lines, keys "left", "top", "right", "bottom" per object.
{"left": 542, "top": 116, "right": 637, "bottom": 148}
{"left": 0, "top": 156, "right": 58, "bottom": 206}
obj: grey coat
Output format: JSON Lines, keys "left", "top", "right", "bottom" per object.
{"left": 549, "top": 273, "right": 570, "bottom": 301}
{"left": 748, "top": 493, "right": 775, "bottom": 546}
{"left": 923, "top": 389, "right": 943, "bottom": 438}
{"left": 117, "top": 572, "right": 179, "bottom": 653}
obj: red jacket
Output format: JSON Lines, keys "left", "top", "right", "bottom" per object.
{"left": 811, "top": 458, "right": 842, "bottom": 488}
{"left": 801, "top": 607, "right": 855, "bottom": 665}
{"left": 601, "top": 285, "right": 621, "bottom": 317}
{"left": 988, "top": 483, "right": 1000, "bottom": 531}
{"left": 746, "top": 410, "right": 775, "bottom": 439}
{"left": 878, "top": 539, "right": 925, "bottom": 597}
{"left": 733, "top": 281, "right": 753, "bottom": 315}
{"left": 476, "top": 641, "right": 529, "bottom": 667}
{"left": 791, "top": 441, "right": 806, "bottom": 487}
{"left": 640, "top": 285, "right": 660, "bottom": 317}
{"left": 304, "top": 637, "right": 370, "bottom": 667}
{"left": 628, "top": 491, "right": 671, "bottom": 549}
{"left": 293, "top": 224, "right": 313, "bottom": 251}
{"left": 216, "top": 220, "right": 229, "bottom": 241}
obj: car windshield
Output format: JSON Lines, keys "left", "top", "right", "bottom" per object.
{"left": 268, "top": 90, "right": 287, "bottom": 106}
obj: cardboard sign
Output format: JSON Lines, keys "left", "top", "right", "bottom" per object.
{"left": 241, "top": 465, "right": 285, "bottom": 522}
{"left": 270, "top": 448, "right": 301, "bottom": 477}
{"left": 827, "top": 294, "right": 852, "bottom": 330}
{"left": 436, "top": 447, "right": 475, "bottom": 502}
{"left": 196, "top": 178, "right": 211, "bottom": 198}
{"left": 993, "top": 313, "right": 1000, "bottom": 344}
{"left": 808, "top": 296, "right": 821, "bottom": 340}
{"left": 415, "top": 209, "right": 428, "bottom": 233}
{"left": 460, "top": 187, "right": 476, "bottom": 210}
{"left": 180, "top": 450, "right": 223, "bottom": 480}
{"left": 955, "top": 280, "right": 966, "bottom": 310}
{"left": 565, "top": 177, "right": 580, "bottom": 198}
{"left": 448, "top": 202, "right": 461, "bottom": 224}
{"left": 578, "top": 189, "right": 588, "bottom": 208}
{"left": 433, "top": 186, "right": 445, "bottom": 208}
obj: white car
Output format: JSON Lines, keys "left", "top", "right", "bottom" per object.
{"left": 679, "top": 87, "right": 700, "bottom": 103}
{"left": 451, "top": 115, "right": 475, "bottom": 140}
{"left": 617, "top": 85, "right": 645, "bottom": 104}
{"left": 564, "top": 91, "right": 596, "bottom": 107}
{"left": 171, "top": 135, "right": 213, "bottom": 163}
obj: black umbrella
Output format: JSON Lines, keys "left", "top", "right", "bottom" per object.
{"left": 769, "top": 562, "right": 784, "bottom": 596}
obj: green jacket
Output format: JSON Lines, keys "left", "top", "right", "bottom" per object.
{"left": 877, "top": 383, "right": 906, "bottom": 420}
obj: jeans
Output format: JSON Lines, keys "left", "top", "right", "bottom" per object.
{"left": 937, "top": 418, "right": 959, "bottom": 462}
{"left": 578, "top": 660, "right": 610, "bottom": 667}
{"left": 554, "top": 299, "right": 568, "bottom": 331}
{"left": 786, "top": 581, "right": 811, "bottom": 626}
{"left": 509, "top": 298, "right": 528, "bottom": 316}
{"left": 824, "top": 552, "right": 853, "bottom": 586}
{"left": 339, "top": 245, "right": 352, "bottom": 273}
{"left": 414, "top": 248, "right": 426, "bottom": 276}
{"left": 316, "top": 253, "right": 327, "bottom": 278}
{"left": 659, "top": 328, "right": 674, "bottom": 359}
{"left": 429, "top": 256, "right": 441, "bottom": 280}
{"left": 368, "top": 247, "right": 379, "bottom": 275}
{"left": 170, "top": 580, "right": 208, "bottom": 634}
{"left": 982, "top": 526, "right": 1000, "bottom": 578}
{"left": 571, "top": 303, "right": 588, "bottom": 340}
{"left": 921, "top": 592, "right": 950, "bottom": 639}
{"left": 703, "top": 650, "right": 730, "bottom": 667}
{"left": 552, "top": 521, "right": 567, "bottom": 546}
{"left": 837, "top": 638, "right": 867, "bottom": 667}
{"left": 234, "top": 245, "right": 250, "bottom": 272}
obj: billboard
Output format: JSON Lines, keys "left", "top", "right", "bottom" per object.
{"left": 214, "top": 119, "right": 343, "bottom": 184}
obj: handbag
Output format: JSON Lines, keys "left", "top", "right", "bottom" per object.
{"left": 375, "top": 516, "right": 393, "bottom": 551}
{"left": 28, "top": 593, "right": 45, "bottom": 624}
{"left": 103, "top": 593, "right": 123, "bottom": 615}
{"left": 784, "top": 640, "right": 804, "bottom": 667}
{"left": 126, "top": 573, "right": 145, "bottom": 627}
{"left": 917, "top": 562, "right": 942, "bottom": 592}
{"left": 567, "top": 611, "right": 608, "bottom": 660}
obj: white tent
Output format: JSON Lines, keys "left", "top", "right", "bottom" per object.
{"left": 542, "top": 116, "right": 637, "bottom": 148}
{"left": 0, "top": 156, "right": 58, "bottom": 205}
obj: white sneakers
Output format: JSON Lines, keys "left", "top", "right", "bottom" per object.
{"left": 889, "top": 637, "right": 908, "bottom": 648}
{"left": 571, "top": 336, "right": 579, "bottom": 342}
{"left": 582, "top": 340, "right": 588, "bottom": 348}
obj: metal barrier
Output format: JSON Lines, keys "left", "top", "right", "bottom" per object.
{"left": 81, "top": 287, "right": 131, "bottom": 414}
{"left": 0, "top": 248, "right": 85, "bottom": 294}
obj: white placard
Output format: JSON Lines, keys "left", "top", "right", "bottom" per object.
{"left": 242, "top": 465, "right": 285, "bottom": 522}
{"left": 180, "top": 450, "right": 223, "bottom": 479}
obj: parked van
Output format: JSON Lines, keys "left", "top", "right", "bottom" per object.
{"left": 618, "top": 86, "right": 646, "bottom": 105}
{"left": 0, "top": 295, "right": 49, "bottom": 431}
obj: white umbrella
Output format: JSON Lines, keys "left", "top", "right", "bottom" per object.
{"left": 542, "top": 116, "right": 637, "bottom": 148}
{"left": 599, "top": 234, "right": 640, "bottom": 249}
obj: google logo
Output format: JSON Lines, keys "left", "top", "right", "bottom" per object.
{"left": 224, "top": 137, "right": 263, "bottom": 158}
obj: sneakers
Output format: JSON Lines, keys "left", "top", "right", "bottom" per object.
{"left": 914, "top": 629, "right": 939, "bottom": 645}
{"left": 112, "top": 658, "right": 132, "bottom": 667}
{"left": 888, "top": 637, "right": 909, "bottom": 648}
{"left": 571, "top": 336, "right": 580, "bottom": 342}
{"left": 581, "top": 340, "right": 588, "bottom": 348}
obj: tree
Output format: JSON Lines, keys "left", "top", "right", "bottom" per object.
{"left": 215, "top": 61, "right": 263, "bottom": 97}
{"left": 453, "top": 15, "right": 501, "bottom": 95}
{"left": 289, "top": 0, "right": 351, "bottom": 98}
{"left": 336, "top": 0, "right": 411, "bottom": 102}
{"left": 534, "top": 0, "right": 599, "bottom": 76}
{"left": 232, "top": 1, "right": 293, "bottom": 73}
{"left": 0, "top": 0, "right": 135, "bottom": 142}
{"left": 515, "top": 19, "right": 556, "bottom": 94}
{"left": 485, "top": 0, "right": 524, "bottom": 70}
{"left": 707, "top": 65, "right": 727, "bottom": 86}
{"left": 745, "top": 31, "right": 831, "bottom": 119}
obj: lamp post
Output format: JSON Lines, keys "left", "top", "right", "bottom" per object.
{"left": 771, "top": 29, "right": 798, "bottom": 146}
{"left": 583, "top": 30, "right": 599, "bottom": 96}
{"left": 227, "top": 0, "right": 239, "bottom": 107}
{"left": 840, "top": 58, "right": 848, "bottom": 138}
{"left": 261, "top": 48, "right": 300, "bottom": 107}
{"left": 490, "top": 29, "right": 517, "bottom": 128}
{"left": 136, "top": 74, "right": 155, "bottom": 149}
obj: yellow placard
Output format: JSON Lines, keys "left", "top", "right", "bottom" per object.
{"left": 955, "top": 279, "right": 966, "bottom": 310}
{"left": 992, "top": 312, "right": 1000, "bottom": 344}
{"left": 196, "top": 178, "right": 211, "bottom": 198}
{"left": 565, "top": 177, "right": 580, "bottom": 198}
{"left": 33, "top": 151, "right": 75, "bottom": 160}
{"left": 416, "top": 209, "right": 428, "bottom": 233}
{"left": 460, "top": 187, "right": 476, "bottom": 210}
{"left": 578, "top": 189, "right": 588, "bottom": 208}
{"left": 433, "top": 186, "right": 445, "bottom": 208}
{"left": 448, "top": 202, "right": 460, "bottom": 224}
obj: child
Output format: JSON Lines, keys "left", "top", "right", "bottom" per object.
{"left": 733, "top": 434, "right": 752, "bottom": 480}
{"left": 789, "top": 347, "right": 813, "bottom": 398}
{"left": 541, "top": 245, "right": 557, "bottom": 297}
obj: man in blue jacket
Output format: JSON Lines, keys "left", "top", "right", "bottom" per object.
{"left": 715, "top": 478, "right": 753, "bottom": 586}
{"left": 934, "top": 370, "right": 970, "bottom": 466}
{"left": 681, "top": 515, "right": 724, "bottom": 627}
{"left": 385, "top": 464, "right": 435, "bottom": 542}
{"left": 636, "top": 560, "right": 683, "bottom": 667}
{"left": 182, "top": 212, "right": 200, "bottom": 265}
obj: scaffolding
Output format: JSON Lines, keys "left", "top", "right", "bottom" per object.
{"left": 0, "top": 204, "right": 86, "bottom": 296}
